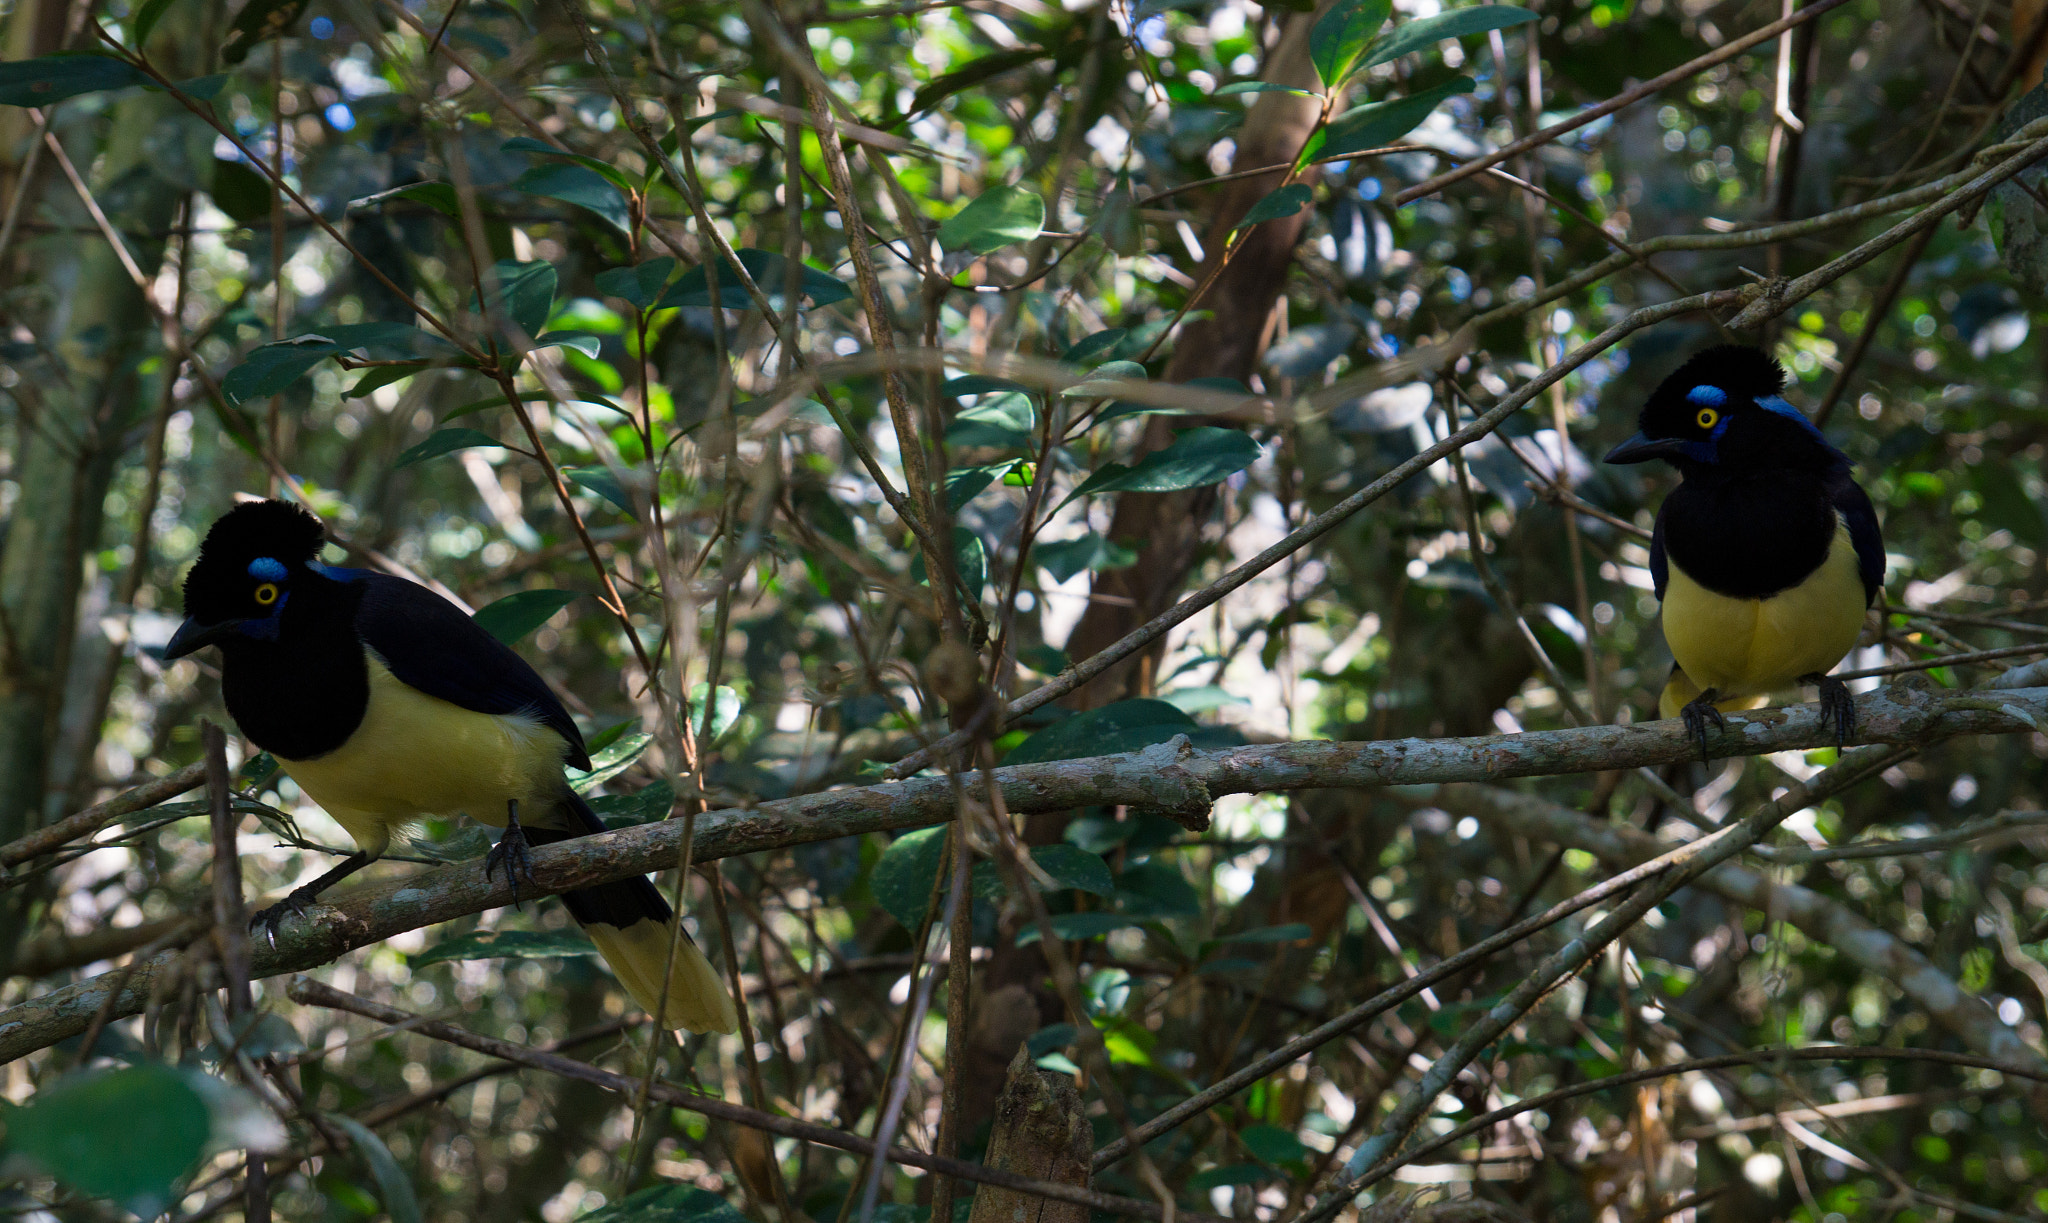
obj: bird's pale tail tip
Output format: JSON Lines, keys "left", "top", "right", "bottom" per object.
{"left": 585, "top": 918, "right": 741, "bottom": 1034}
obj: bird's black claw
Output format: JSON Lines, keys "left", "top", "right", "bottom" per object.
{"left": 248, "top": 892, "right": 311, "bottom": 949}
{"left": 1805, "top": 673, "right": 1856, "bottom": 745}
{"left": 1679, "top": 689, "right": 1727, "bottom": 759}
{"left": 486, "top": 803, "right": 536, "bottom": 908}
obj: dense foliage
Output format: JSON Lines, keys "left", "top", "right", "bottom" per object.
{"left": 1, "top": 0, "right": 2046, "bottom": 1219}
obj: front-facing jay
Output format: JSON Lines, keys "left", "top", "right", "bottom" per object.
{"left": 165, "top": 499, "right": 737, "bottom": 1033}
{"left": 1604, "top": 346, "right": 1885, "bottom": 753}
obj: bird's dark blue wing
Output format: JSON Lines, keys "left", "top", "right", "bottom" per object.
{"left": 350, "top": 573, "right": 591, "bottom": 768}
{"left": 1828, "top": 470, "right": 1885, "bottom": 605}
{"left": 1648, "top": 506, "right": 1669, "bottom": 600}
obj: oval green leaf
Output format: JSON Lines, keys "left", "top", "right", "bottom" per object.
{"left": 1363, "top": 6, "right": 1538, "bottom": 69}
{"left": 394, "top": 427, "right": 504, "bottom": 468}
{"left": 1234, "top": 182, "right": 1315, "bottom": 231}
{"left": 938, "top": 183, "right": 1046, "bottom": 255}
{"left": 1321, "top": 76, "right": 1477, "bottom": 160}
{"left": 409, "top": 929, "right": 599, "bottom": 967}
{"left": 471, "top": 588, "right": 580, "bottom": 645}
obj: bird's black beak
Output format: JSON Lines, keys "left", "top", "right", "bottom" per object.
{"left": 1603, "top": 432, "right": 1687, "bottom": 465}
{"left": 163, "top": 615, "right": 245, "bottom": 660}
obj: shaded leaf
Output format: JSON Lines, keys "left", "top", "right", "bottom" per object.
{"left": 588, "top": 779, "right": 675, "bottom": 827}
{"left": 569, "top": 731, "right": 650, "bottom": 790}
{"left": 394, "top": 427, "right": 504, "bottom": 469}
{"left": 325, "top": 1115, "right": 424, "bottom": 1223}
{"left": 1364, "top": 7, "right": 1538, "bottom": 68}
{"left": 1240, "top": 1123, "right": 1311, "bottom": 1165}
{"left": 595, "top": 258, "right": 677, "bottom": 310}
{"left": 687, "top": 682, "right": 742, "bottom": 743}
{"left": 501, "top": 136, "right": 637, "bottom": 193}
{"left": 511, "top": 163, "right": 630, "bottom": 234}
{"left": 908, "top": 47, "right": 1045, "bottom": 116}
{"left": 210, "top": 159, "right": 274, "bottom": 226}
{"left": 1321, "top": 76, "right": 1476, "bottom": 159}
{"left": 654, "top": 249, "right": 852, "bottom": 310}
{"left": 477, "top": 259, "right": 557, "bottom": 337}
{"left": 410, "top": 929, "right": 599, "bottom": 966}
{"left": 1034, "top": 532, "right": 1137, "bottom": 583}
{"left": 971, "top": 843, "right": 1115, "bottom": 901}
{"left": 944, "top": 374, "right": 1032, "bottom": 396}
{"left": 1062, "top": 426, "right": 1261, "bottom": 506}
{"left": 133, "top": 0, "right": 185, "bottom": 45}
{"left": 1234, "top": 182, "right": 1314, "bottom": 230}
{"left": 566, "top": 465, "right": 636, "bottom": 516}
{"left": 1214, "top": 81, "right": 1320, "bottom": 98}
{"left": 8, "top": 1064, "right": 210, "bottom": 1217}
{"left": 938, "top": 184, "right": 1046, "bottom": 254}
{"left": 1016, "top": 912, "right": 1144, "bottom": 945}
{"left": 872, "top": 825, "right": 949, "bottom": 930}
{"left": 1005, "top": 698, "right": 1197, "bottom": 765}
{"left": 581, "top": 1184, "right": 749, "bottom": 1223}
{"left": 0, "top": 53, "right": 147, "bottom": 107}
{"left": 471, "top": 589, "right": 579, "bottom": 645}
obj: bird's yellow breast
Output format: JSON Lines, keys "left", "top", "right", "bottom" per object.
{"left": 276, "top": 655, "right": 568, "bottom": 857}
{"left": 1659, "top": 517, "right": 1868, "bottom": 717}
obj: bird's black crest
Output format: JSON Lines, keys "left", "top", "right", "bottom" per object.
{"left": 183, "top": 499, "right": 328, "bottom": 619}
{"left": 1657, "top": 345, "right": 1785, "bottom": 402}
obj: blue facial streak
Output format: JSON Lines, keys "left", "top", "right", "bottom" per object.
{"left": 238, "top": 591, "right": 289, "bottom": 640}
{"left": 247, "top": 556, "right": 288, "bottom": 581}
{"left": 1675, "top": 410, "right": 1732, "bottom": 464}
{"left": 1685, "top": 384, "right": 1728, "bottom": 408}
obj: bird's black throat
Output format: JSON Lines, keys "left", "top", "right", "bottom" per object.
{"left": 217, "top": 575, "right": 371, "bottom": 760}
{"left": 1660, "top": 463, "right": 1845, "bottom": 600}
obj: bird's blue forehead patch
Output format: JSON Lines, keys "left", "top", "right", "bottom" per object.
{"left": 1685, "top": 384, "right": 1728, "bottom": 407}
{"left": 247, "top": 557, "right": 288, "bottom": 581}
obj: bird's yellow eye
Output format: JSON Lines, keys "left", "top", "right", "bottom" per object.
{"left": 253, "top": 582, "right": 280, "bottom": 606}
{"left": 1695, "top": 407, "right": 1720, "bottom": 430}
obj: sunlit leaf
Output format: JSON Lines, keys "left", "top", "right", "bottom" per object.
{"left": 938, "top": 184, "right": 1046, "bottom": 254}
{"left": 1321, "top": 76, "right": 1477, "bottom": 159}
{"left": 1308, "top": 0, "right": 1394, "bottom": 87}
{"left": 410, "top": 929, "right": 599, "bottom": 966}
{"left": 1363, "top": 6, "right": 1538, "bottom": 68}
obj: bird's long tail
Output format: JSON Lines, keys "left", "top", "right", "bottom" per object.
{"left": 526, "top": 792, "right": 739, "bottom": 1034}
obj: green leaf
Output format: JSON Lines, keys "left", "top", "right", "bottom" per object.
{"left": 971, "top": 844, "right": 1115, "bottom": 901}
{"left": 569, "top": 731, "right": 650, "bottom": 790}
{"left": 410, "top": 929, "right": 599, "bottom": 967}
{"left": 384, "top": 181, "right": 461, "bottom": 216}
{"left": 1364, "top": 6, "right": 1538, "bottom": 68}
{"left": 8, "top": 1064, "right": 211, "bottom": 1216}
{"left": 511, "top": 163, "right": 631, "bottom": 234}
{"left": 907, "top": 47, "right": 1046, "bottom": 117}
{"left": 395, "top": 427, "right": 505, "bottom": 468}
{"left": 1187, "top": 1163, "right": 1272, "bottom": 1192}
{"left": 687, "top": 682, "right": 742, "bottom": 744}
{"left": 1062, "top": 426, "right": 1262, "bottom": 507}
{"left": 909, "top": 526, "right": 987, "bottom": 598}
{"left": 345, "top": 363, "right": 425, "bottom": 399}
{"left": 210, "top": 159, "right": 273, "bottom": 226}
{"left": 937, "top": 184, "right": 1046, "bottom": 254}
{"left": 221, "top": 322, "right": 443, "bottom": 403}
{"left": 325, "top": 1115, "right": 424, "bottom": 1223}
{"left": 1214, "top": 81, "right": 1320, "bottom": 98}
{"left": 565, "top": 465, "right": 636, "bottom": 516}
{"left": 0, "top": 53, "right": 147, "bottom": 107}
{"left": 501, "top": 136, "right": 638, "bottom": 193}
{"left": 1309, "top": 0, "right": 1394, "bottom": 87}
{"left": 1062, "top": 359, "right": 1148, "bottom": 398}
{"left": 1015, "top": 912, "right": 1144, "bottom": 945}
{"left": 478, "top": 259, "right": 557, "bottom": 337}
{"left": 471, "top": 589, "right": 579, "bottom": 644}
{"left": 1321, "top": 76, "right": 1477, "bottom": 159}
{"left": 945, "top": 462, "right": 1007, "bottom": 511}
{"left": 1034, "top": 532, "right": 1137, "bottom": 583}
{"left": 1115, "top": 859, "right": 1203, "bottom": 917}
{"left": 133, "top": 0, "right": 184, "bottom": 45}
{"left": 587, "top": 778, "right": 675, "bottom": 827}
{"left": 1226, "top": 922, "right": 1313, "bottom": 944}
{"left": 653, "top": 249, "right": 853, "bottom": 310}
{"left": 1004, "top": 698, "right": 1197, "bottom": 766}
{"left": 174, "top": 72, "right": 229, "bottom": 100}
{"left": 595, "top": 258, "right": 677, "bottom": 310}
{"left": 581, "top": 1184, "right": 749, "bottom": 1223}
{"left": 872, "top": 825, "right": 950, "bottom": 930}
{"left": 532, "top": 330, "right": 603, "bottom": 358}
{"left": 1240, "top": 1124, "right": 1310, "bottom": 1165}
{"left": 943, "top": 374, "right": 1032, "bottom": 396}
{"left": 1234, "top": 183, "right": 1315, "bottom": 230}
{"left": 1062, "top": 327, "right": 1128, "bottom": 365}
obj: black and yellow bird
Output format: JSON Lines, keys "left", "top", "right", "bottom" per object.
{"left": 165, "top": 499, "right": 738, "bottom": 1034}
{"left": 1604, "top": 346, "right": 1884, "bottom": 752}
